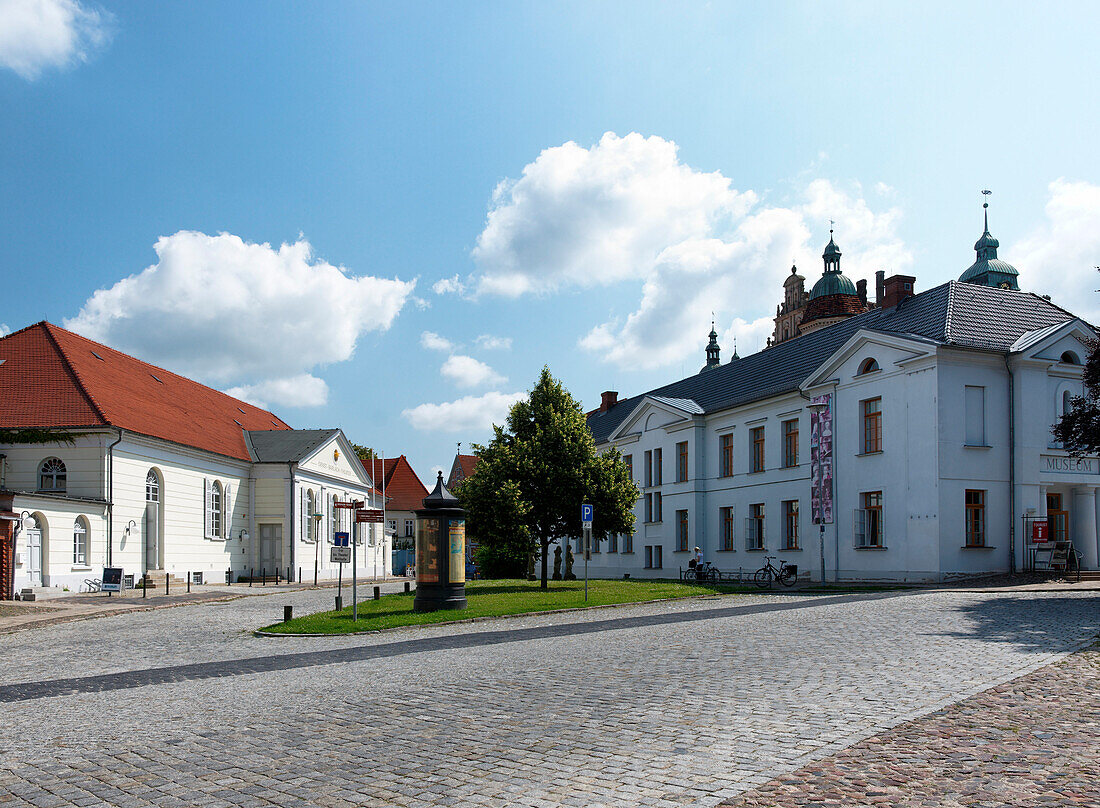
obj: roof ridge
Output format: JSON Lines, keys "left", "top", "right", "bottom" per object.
{"left": 41, "top": 322, "right": 110, "bottom": 425}
{"left": 46, "top": 321, "right": 289, "bottom": 426}
{"left": 943, "top": 281, "right": 956, "bottom": 342}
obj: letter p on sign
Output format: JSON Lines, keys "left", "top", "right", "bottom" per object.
{"left": 581, "top": 503, "right": 593, "bottom": 529}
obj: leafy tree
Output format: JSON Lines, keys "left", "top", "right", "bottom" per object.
{"left": 459, "top": 367, "right": 637, "bottom": 588}
{"left": 0, "top": 428, "right": 76, "bottom": 445}
{"left": 1053, "top": 338, "right": 1100, "bottom": 454}
{"left": 350, "top": 443, "right": 376, "bottom": 463}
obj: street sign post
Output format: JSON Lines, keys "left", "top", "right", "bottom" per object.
{"left": 332, "top": 531, "right": 350, "bottom": 607}
{"left": 581, "top": 504, "right": 593, "bottom": 602}
{"left": 333, "top": 500, "right": 363, "bottom": 510}
{"left": 356, "top": 509, "right": 384, "bottom": 523}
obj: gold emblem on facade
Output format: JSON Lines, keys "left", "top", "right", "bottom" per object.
{"left": 333, "top": 449, "right": 340, "bottom": 462}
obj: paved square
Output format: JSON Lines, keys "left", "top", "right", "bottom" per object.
{"left": 0, "top": 589, "right": 1095, "bottom": 807}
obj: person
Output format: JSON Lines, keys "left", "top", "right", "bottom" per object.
{"left": 694, "top": 546, "right": 704, "bottom": 580}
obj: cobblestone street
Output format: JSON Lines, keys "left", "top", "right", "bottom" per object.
{"left": 0, "top": 589, "right": 1096, "bottom": 807}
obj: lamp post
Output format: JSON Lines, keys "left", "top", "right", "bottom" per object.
{"left": 808, "top": 400, "right": 829, "bottom": 585}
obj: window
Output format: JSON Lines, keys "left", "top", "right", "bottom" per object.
{"left": 305, "top": 489, "right": 315, "bottom": 542}
{"left": 645, "top": 493, "right": 652, "bottom": 522}
{"left": 387, "top": 519, "right": 397, "bottom": 534}
{"left": 965, "top": 386, "right": 986, "bottom": 446}
{"left": 782, "top": 500, "right": 799, "bottom": 550}
{"left": 210, "top": 481, "right": 223, "bottom": 539}
{"left": 720, "top": 434, "right": 734, "bottom": 477}
{"left": 858, "top": 357, "right": 880, "bottom": 375}
{"left": 676, "top": 441, "right": 688, "bottom": 482}
{"left": 644, "top": 546, "right": 653, "bottom": 568}
{"left": 653, "top": 448, "right": 663, "bottom": 485}
{"left": 331, "top": 495, "right": 340, "bottom": 540}
{"left": 745, "top": 504, "right": 765, "bottom": 550}
{"left": 644, "top": 545, "right": 663, "bottom": 569}
{"left": 861, "top": 398, "right": 882, "bottom": 454}
{"left": 622, "top": 533, "right": 633, "bottom": 553}
{"left": 404, "top": 519, "right": 414, "bottom": 537}
{"left": 965, "top": 490, "right": 985, "bottom": 547}
{"left": 644, "top": 450, "right": 652, "bottom": 487}
{"left": 720, "top": 506, "right": 734, "bottom": 551}
{"left": 1061, "top": 351, "right": 1081, "bottom": 365}
{"left": 783, "top": 419, "right": 799, "bottom": 467}
{"left": 73, "top": 517, "right": 88, "bottom": 565}
{"left": 676, "top": 509, "right": 689, "bottom": 551}
{"left": 654, "top": 492, "right": 662, "bottom": 523}
{"left": 145, "top": 470, "right": 160, "bottom": 502}
{"left": 751, "top": 427, "right": 765, "bottom": 473}
{"left": 624, "top": 454, "right": 633, "bottom": 481}
{"left": 38, "top": 457, "right": 67, "bottom": 492}
{"left": 608, "top": 533, "right": 618, "bottom": 553}
{"left": 856, "top": 491, "right": 883, "bottom": 547}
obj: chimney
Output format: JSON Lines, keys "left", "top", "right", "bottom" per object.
{"left": 875, "top": 270, "right": 886, "bottom": 306}
{"left": 600, "top": 391, "right": 618, "bottom": 412}
{"left": 856, "top": 278, "right": 868, "bottom": 306}
{"left": 882, "top": 275, "right": 917, "bottom": 308}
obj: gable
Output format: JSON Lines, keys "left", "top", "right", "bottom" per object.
{"left": 802, "top": 330, "right": 935, "bottom": 390}
{"left": 609, "top": 396, "right": 699, "bottom": 442}
{"left": 298, "top": 433, "right": 369, "bottom": 485}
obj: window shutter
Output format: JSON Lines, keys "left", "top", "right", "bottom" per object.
{"left": 223, "top": 484, "right": 233, "bottom": 540}
{"left": 299, "top": 486, "right": 307, "bottom": 542}
{"left": 203, "top": 477, "right": 212, "bottom": 539}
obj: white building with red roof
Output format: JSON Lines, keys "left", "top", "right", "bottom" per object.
{"left": 0, "top": 322, "right": 387, "bottom": 598}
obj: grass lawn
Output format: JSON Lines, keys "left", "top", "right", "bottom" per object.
{"left": 261, "top": 578, "right": 729, "bottom": 635}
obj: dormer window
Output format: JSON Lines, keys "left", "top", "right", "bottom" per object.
{"left": 857, "top": 358, "right": 880, "bottom": 375}
{"left": 39, "top": 457, "right": 67, "bottom": 492}
{"left": 1061, "top": 351, "right": 1081, "bottom": 365}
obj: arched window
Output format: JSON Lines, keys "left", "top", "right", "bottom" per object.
{"left": 38, "top": 457, "right": 67, "bottom": 492}
{"left": 857, "top": 358, "right": 880, "bottom": 375}
{"left": 146, "top": 470, "right": 160, "bottom": 502}
{"left": 1063, "top": 390, "right": 1073, "bottom": 416}
{"left": 331, "top": 494, "right": 339, "bottom": 541}
{"left": 1061, "top": 351, "right": 1081, "bottom": 365}
{"left": 73, "top": 517, "right": 89, "bottom": 565}
{"left": 210, "top": 481, "right": 223, "bottom": 539}
{"left": 306, "top": 490, "right": 315, "bottom": 541}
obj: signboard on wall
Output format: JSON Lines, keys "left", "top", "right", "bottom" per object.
{"left": 1041, "top": 455, "right": 1100, "bottom": 476}
{"left": 810, "top": 394, "right": 834, "bottom": 525}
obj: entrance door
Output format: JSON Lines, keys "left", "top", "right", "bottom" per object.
{"left": 145, "top": 502, "right": 160, "bottom": 570}
{"left": 1047, "top": 493, "right": 1069, "bottom": 543}
{"left": 26, "top": 528, "right": 42, "bottom": 587}
{"left": 259, "top": 524, "right": 282, "bottom": 573}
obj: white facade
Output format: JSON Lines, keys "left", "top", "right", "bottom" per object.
{"left": 3, "top": 429, "right": 389, "bottom": 592}
{"left": 578, "top": 321, "right": 1099, "bottom": 583}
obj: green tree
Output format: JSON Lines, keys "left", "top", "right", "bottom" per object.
{"left": 459, "top": 367, "right": 637, "bottom": 588}
{"left": 350, "top": 443, "right": 376, "bottom": 464}
{"left": 1053, "top": 338, "right": 1100, "bottom": 454}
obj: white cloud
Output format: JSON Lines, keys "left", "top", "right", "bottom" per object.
{"left": 1012, "top": 179, "right": 1100, "bottom": 324}
{"left": 0, "top": 323, "right": 9, "bottom": 337}
{"left": 420, "top": 331, "right": 454, "bottom": 352}
{"left": 225, "top": 374, "right": 329, "bottom": 409}
{"left": 403, "top": 391, "right": 525, "bottom": 433}
{"left": 432, "top": 275, "right": 466, "bottom": 295}
{"left": 0, "top": 0, "right": 113, "bottom": 80}
{"left": 65, "top": 230, "right": 415, "bottom": 409}
{"left": 470, "top": 132, "right": 912, "bottom": 370}
{"left": 475, "top": 334, "right": 512, "bottom": 351}
{"left": 440, "top": 354, "right": 506, "bottom": 388}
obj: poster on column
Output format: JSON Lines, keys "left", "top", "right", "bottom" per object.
{"left": 417, "top": 520, "right": 439, "bottom": 583}
{"left": 810, "top": 393, "right": 834, "bottom": 524}
{"left": 448, "top": 519, "right": 466, "bottom": 584}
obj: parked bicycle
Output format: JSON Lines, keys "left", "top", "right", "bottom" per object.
{"left": 753, "top": 556, "right": 797, "bottom": 588}
{"left": 694, "top": 560, "right": 721, "bottom": 583}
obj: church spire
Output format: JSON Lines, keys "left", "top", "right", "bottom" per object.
{"left": 703, "top": 317, "right": 720, "bottom": 370}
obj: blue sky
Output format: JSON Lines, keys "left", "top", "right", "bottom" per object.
{"left": 2, "top": 0, "right": 1099, "bottom": 484}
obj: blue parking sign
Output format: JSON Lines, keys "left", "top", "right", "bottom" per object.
{"left": 581, "top": 503, "right": 593, "bottom": 527}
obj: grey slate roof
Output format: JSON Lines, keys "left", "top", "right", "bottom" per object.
{"left": 649, "top": 396, "right": 705, "bottom": 414}
{"left": 244, "top": 428, "right": 341, "bottom": 463}
{"left": 587, "top": 281, "right": 1078, "bottom": 444}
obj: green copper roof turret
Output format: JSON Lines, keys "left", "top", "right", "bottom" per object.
{"left": 960, "top": 200, "right": 1019, "bottom": 290}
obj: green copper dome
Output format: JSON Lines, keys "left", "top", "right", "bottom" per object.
{"left": 959, "top": 203, "right": 1019, "bottom": 290}
{"left": 810, "top": 271, "right": 858, "bottom": 299}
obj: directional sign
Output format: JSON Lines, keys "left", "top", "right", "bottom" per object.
{"left": 333, "top": 531, "right": 349, "bottom": 547}
{"left": 356, "top": 509, "right": 385, "bottom": 523}
{"left": 581, "top": 503, "right": 593, "bottom": 530}
{"left": 333, "top": 500, "right": 363, "bottom": 510}
{"left": 330, "top": 546, "right": 352, "bottom": 564}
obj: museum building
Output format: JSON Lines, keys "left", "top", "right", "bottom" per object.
{"left": 0, "top": 322, "right": 388, "bottom": 598}
{"left": 582, "top": 209, "right": 1098, "bottom": 582}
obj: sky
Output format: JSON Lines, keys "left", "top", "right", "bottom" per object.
{"left": 2, "top": 0, "right": 1099, "bottom": 485}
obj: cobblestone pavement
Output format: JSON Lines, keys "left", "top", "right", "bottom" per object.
{"left": 719, "top": 640, "right": 1100, "bottom": 807}
{"left": 0, "top": 590, "right": 1095, "bottom": 807}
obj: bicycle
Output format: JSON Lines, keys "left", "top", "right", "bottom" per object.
{"left": 753, "top": 556, "right": 797, "bottom": 588}
{"left": 694, "top": 561, "right": 721, "bottom": 583}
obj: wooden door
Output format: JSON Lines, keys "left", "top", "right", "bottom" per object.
{"left": 259, "top": 524, "right": 282, "bottom": 571}
{"left": 1047, "top": 493, "right": 1069, "bottom": 543}
{"left": 26, "top": 529, "right": 42, "bottom": 587}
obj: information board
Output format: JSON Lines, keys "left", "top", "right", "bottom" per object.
{"left": 101, "top": 567, "right": 123, "bottom": 593}
{"left": 330, "top": 546, "right": 352, "bottom": 564}
{"left": 449, "top": 519, "right": 466, "bottom": 584}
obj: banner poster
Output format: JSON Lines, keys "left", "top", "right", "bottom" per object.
{"left": 449, "top": 519, "right": 466, "bottom": 584}
{"left": 810, "top": 393, "right": 834, "bottom": 524}
{"left": 417, "top": 519, "right": 439, "bottom": 583}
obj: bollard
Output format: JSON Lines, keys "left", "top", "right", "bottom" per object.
{"left": 334, "top": 595, "right": 343, "bottom": 611}
{"left": 283, "top": 605, "right": 293, "bottom": 623}
{"left": 187, "top": 574, "right": 191, "bottom": 594}
{"left": 314, "top": 561, "right": 318, "bottom": 587}
{"left": 249, "top": 568, "right": 254, "bottom": 587}
{"left": 275, "top": 568, "right": 280, "bottom": 585}
{"left": 287, "top": 566, "right": 292, "bottom": 584}
{"left": 166, "top": 573, "right": 170, "bottom": 595}
{"left": 298, "top": 566, "right": 302, "bottom": 583}
{"left": 142, "top": 577, "right": 147, "bottom": 598}
{"left": 227, "top": 567, "right": 232, "bottom": 586}
{"left": 404, "top": 581, "right": 410, "bottom": 593}
{"left": 262, "top": 567, "right": 266, "bottom": 586}
{"left": 373, "top": 585, "right": 380, "bottom": 600}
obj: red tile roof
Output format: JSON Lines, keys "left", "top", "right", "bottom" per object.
{"left": 802, "top": 293, "right": 867, "bottom": 324}
{"left": 367, "top": 455, "right": 429, "bottom": 512}
{"left": 0, "top": 322, "right": 291, "bottom": 461}
{"left": 447, "top": 453, "right": 479, "bottom": 488}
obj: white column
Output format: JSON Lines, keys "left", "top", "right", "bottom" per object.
{"left": 1072, "top": 486, "right": 1099, "bottom": 570}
